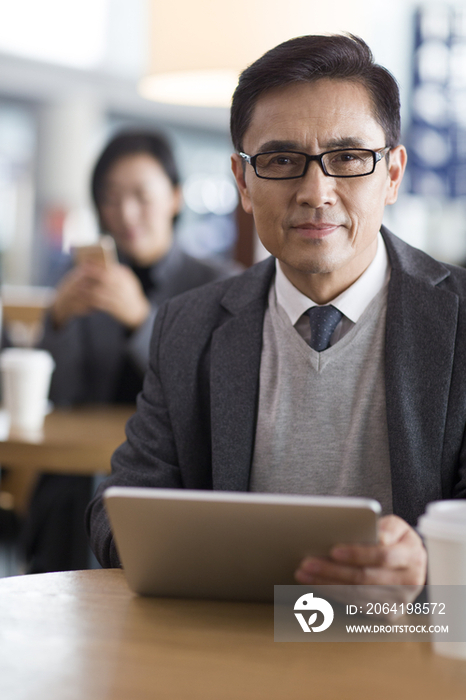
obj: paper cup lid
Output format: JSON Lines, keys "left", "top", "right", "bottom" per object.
{"left": 418, "top": 500, "right": 466, "bottom": 542}
{"left": 0, "top": 348, "right": 55, "bottom": 370}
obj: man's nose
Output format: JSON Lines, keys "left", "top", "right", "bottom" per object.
{"left": 294, "top": 160, "right": 338, "bottom": 208}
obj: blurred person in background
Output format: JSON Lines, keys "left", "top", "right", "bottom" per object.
{"left": 47, "top": 130, "right": 234, "bottom": 403}
{"left": 22, "top": 130, "right": 237, "bottom": 573}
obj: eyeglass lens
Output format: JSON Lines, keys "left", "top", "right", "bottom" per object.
{"left": 254, "top": 150, "right": 376, "bottom": 178}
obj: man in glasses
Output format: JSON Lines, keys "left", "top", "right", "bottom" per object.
{"left": 88, "top": 35, "right": 466, "bottom": 588}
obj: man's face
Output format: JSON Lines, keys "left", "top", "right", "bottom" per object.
{"left": 231, "top": 79, "right": 406, "bottom": 301}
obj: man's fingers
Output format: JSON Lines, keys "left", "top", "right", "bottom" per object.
{"left": 330, "top": 514, "right": 426, "bottom": 567}
{"left": 296, "top": 516, "right": 427, "bottom": 587}
{"left": 295, "top": 558, "right": 366, "bottom": 585}
{"left": 295, "top": 558, "right": 396, "bottom": 585}
{"left": 330, "top": 542, "right": 413, "bottom": 568}
{"left": 295, "top": 556, "right": 425, "bottom": 586}
{"left": 377, "top": 514, "right": 411, "bottom": 546}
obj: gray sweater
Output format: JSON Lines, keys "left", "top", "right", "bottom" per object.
{"left": 250, "top": 283, "right": 393, "bottom": 515}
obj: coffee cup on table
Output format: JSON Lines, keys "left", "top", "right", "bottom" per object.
{"left": 418, "top": 500, "right": 466, "bottom": 659}
{"left": 0, "top": 348, "right": 55, "bottom": 437}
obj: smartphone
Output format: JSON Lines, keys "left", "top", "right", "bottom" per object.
{"left": 72, "top": 235, "right": 117, "bottom": 269}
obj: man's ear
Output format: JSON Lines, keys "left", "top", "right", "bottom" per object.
{"left": 231, "top": 154, "right": 253, "bottom": 214}
{"left": 385, "top": 145, "right": 407, "bottom": 206}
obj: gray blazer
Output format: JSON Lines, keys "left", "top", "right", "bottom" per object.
{"left": 87, "top": 228, "right": 466, "bottom": 567}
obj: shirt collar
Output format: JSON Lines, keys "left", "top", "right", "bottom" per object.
{"left": 275, "top": 231, "right": 391, "bottom": 325}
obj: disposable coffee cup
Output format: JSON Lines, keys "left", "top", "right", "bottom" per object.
{"left": 0, "top": 348, "right": 55, "bottom": 436}
{"left": 418, "top": 500, "right": 466, "bottom": 659}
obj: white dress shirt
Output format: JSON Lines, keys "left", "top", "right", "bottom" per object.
{"left": 274, "top": 231, "right": 391, "bottom": 345}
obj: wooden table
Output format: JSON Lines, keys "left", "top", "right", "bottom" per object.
{"left": 0, "top": 405, "right": 135, "bottom": 512}
{"left": 0, "top": 569, "right": 465, "bottom": 700}
{"left": 0, "top": 405, "right": 135, "bottom": 474}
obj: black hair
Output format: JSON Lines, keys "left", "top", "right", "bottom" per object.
{"left": 91, "top": 130, "right": 180, "bottom": 209}
{"left": 230, "top": 34, "right": 401, "bottom": 152}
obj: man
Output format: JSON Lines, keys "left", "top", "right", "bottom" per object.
{"left": 87, "top": 35, "right": 466, "bottom": 587}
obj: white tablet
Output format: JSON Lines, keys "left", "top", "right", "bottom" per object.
{"left": 104, "top": 487, "right": 381, "bottom": 602}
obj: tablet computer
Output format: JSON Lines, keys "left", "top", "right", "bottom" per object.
{"left": 104, "top": 487, "right": 381, "bottom": 602}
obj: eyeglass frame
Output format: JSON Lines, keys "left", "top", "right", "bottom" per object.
{"left": 239, "top": 146, "right": 391, "bottom": 180}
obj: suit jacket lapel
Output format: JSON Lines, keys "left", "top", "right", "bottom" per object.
{"left": 210, "top": 258, "right": 275, "bottom": 491}
{"left": 383, "top": 229, "right": 458, "bottom": 524}
{"left": 207, "top": 231, "right": 460, "bottom": 519}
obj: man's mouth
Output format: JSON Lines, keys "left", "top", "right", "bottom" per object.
{"left": 291, "top": 222, "right": 342, "bottom": 238}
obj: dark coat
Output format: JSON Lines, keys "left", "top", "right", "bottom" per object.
{"left": 87, "top": 228, "right": 466, "bottom": 567}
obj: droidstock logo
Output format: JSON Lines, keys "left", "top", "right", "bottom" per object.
{"left": 294, "top": 592, "right": 334, "bottom": 633}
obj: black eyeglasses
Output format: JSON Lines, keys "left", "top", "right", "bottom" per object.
{"left": 239, "top": 147, "right": 391, "bottom": 180}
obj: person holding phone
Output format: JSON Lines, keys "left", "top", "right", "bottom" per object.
{"left": 23, "top": 131, "right": 236, "bottom": 572}
{"left": 46, "top": 130, "right": 234, "bottom": 404}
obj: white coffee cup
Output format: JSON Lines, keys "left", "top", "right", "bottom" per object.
{"left": 418, "top": 500, "right": 466, "bottom": 659}
{"left": 0, "top": 348, "right": 55, "bottom": 436}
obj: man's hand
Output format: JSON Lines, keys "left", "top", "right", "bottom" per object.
{"left": 295, "top": 515, "right": 427, "bottom": 586}
{"left": 51, "top": 262, "right": 150, "bottom": 331}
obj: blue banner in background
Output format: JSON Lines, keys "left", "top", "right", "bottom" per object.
{"left": 406, "top": 4, "right": 466, "bottom": 198}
